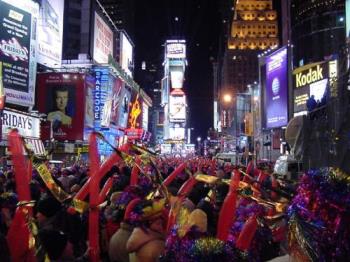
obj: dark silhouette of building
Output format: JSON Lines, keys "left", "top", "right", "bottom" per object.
{"left": 291, "top": 0, "right": 345, "bottom": 67}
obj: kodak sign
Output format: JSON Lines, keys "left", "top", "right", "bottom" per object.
{"left": 295, "top": 65, "right": 324, "bottom": 88}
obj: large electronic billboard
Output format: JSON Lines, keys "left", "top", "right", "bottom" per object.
{"left": 93, "top": 12, "right": 113, "bottom": 64}
{"left": 120, "top": 32, "right": 133, "bottom": 77}
{"left": 169, "top": 95, "right": 186, "bottom": 122}
{"left": 0, "top": 0, "right": 39, "bottom": 107}
{"left": 166, "top": 40, "right": 186, "bottom": 59}
{"left": 37, "top": 0, "right": 64, "bottom": 68}
{"left": 265, "top": 46, "right": 288, "bottom": 129}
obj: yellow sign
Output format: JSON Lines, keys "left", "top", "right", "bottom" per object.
{"left": 244, "top": 112, "right": 253, "bottom": 136}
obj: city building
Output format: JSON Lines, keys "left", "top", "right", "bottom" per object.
{"left": 291, "top": 0, "right": 345, "bottom": 67}
{"left": 218, "top": 0, "right": 279, "bottom": 153}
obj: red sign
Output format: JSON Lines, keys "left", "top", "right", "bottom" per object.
{"left": 37, "top": 73, "right": 85, "bottom": 141}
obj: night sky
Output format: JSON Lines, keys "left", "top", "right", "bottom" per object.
{"left": 133, "top": 0, "right": 222, "bottom": 142}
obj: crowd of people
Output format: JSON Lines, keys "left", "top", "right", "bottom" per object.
{"left": 0, "top": 130, "right": 348, "bottom": 261}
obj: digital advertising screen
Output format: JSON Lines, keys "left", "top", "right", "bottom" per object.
{"left": 293, "top": 60, "right": 336, "bottom": 114}
{"left": 142, "top": 101, "right": 149, "bottom": 131}
{"left": 170, "top": 69, "right": 184, "bottom": 89}
{"left": 128, "top": 93, "right": 142, "bottom": 129}
{"left": 166, "top": 41, "right": 186, "bottom": 59}
{"left": 265, "top": 46, "right": 288, "bottom": 129}
{"left": 118, "top": 86, "right": 131, "bottom": 128}
{"left": 37, "top": 0, "right": 64, "bottom": 68}
{"left": 169, "top": 95, "right": 186, "bottom": 122}
{"left": 0, "top": 0, "right": 39, "bottom": 107}
{"left": 37, "top": 73, "right": 85, "bottom": 141}
{"left": 120, "top": 32, "right": 133, "bottom": 77}
{"left": 84, "top": 75, "right": 95, "bottom": 128}
{"left": 169, "top": 127, "right": 185, "bottom": 140}
{"left": 94, "top": 67, "right": 112, "bottom": 127}
{"left": 110, "top": 77, "right": 123, "bottom": 126}
{"left": 93, "top": 12, "right": 113, "bottom": 64}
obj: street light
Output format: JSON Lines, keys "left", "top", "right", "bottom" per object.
{"left": 223, "top": 94, "right": 232, "bottom": 103}
{"left": 197, "top": 137, "right": 201, "bottom": 142}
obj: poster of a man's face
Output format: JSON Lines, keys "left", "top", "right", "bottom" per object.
{"left": 37, "top": 73, "right": 84, "bottom": 141}
{"left": 47, "top": 85, "right": 75, "bottom": 128}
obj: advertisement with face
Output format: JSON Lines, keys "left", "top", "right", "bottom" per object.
{"left": 265, "top": 47, "right": 288, "bottom": 129}
{"left": 169, "top": 95, "right": 186, "bottom": 122}
{"left": 120, "top": 32, "right": 133, "bottom": 77}
{"left": 128, "top": 92, "right": 142, "bottom": 129}
{"left": 93, "top": 12, "right": 113, "bottom": 64}
{"left": 37, "top": 0, "right": 64, "bottom": 68}
{"left": 37, "top": 73, "right": 85, "bottom": 141}
{"left": 110, "top": 77, "right": 123, "bottom": 126}
{"left": 118, "top": 86, "right": 131, "bottom": 128}
{"left": 85, "top": 75, "right": 95, "bottom": 128}
{"left": 0, "top": 0, "right": 39, "bottom": 107}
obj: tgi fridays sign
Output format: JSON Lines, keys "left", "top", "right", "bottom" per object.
{"left": 1, "top": 109, "right": 40, "bottom": 139}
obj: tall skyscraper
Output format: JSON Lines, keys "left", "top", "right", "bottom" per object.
{"left": 223, "top": 0, "right": 279, "bottom": 96}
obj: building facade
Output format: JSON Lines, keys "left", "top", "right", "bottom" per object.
{"left": 291, "top": 0, "right": 345, "bottom": 67}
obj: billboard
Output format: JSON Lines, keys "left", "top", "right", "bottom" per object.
{"left": 120, "top": 32, "right": 133, "bottom": 77}
{"left": 166, "top": 41, "right": 186, "bottom": 59}
{"left": 37, "top": 73, "right": 85, "bottom": 141}
{"left": 265, "top": 46, "right": 288, "bottom": 129}
{"left": 118, "top": 86, "right": 131, "bottom": 128}
{"left": 170, "top": 69, "right": 184, "bottom": 89}
{"left": 0, "top": 0, "right": 39, "bottom": 107}
{"left": 128, "top": 93, "right": 142, "bottom": 129}
{"left": 142, "top": 101, "right": 149, "bottom": 131}
{"left": 37, "top": 0, "right": 64, "bottom": 68}
{"left": 85, "top": 75, "right": 95, "bottom": 128}
{"left": 110, "top": 77, "right": 123, "bottom": 126}
{"left": 169, "top": 95, "right": 186, "bottom": 122}
{"left": 169, "top": 127, "right": 185, "bottom": 140}
{"left": 94, "top": 67, "right": 111, "bottom": 127}
{"left": 293, "top": 60, "right": 337, "bottom": 114}
{"left": 93, "top": 12, "right": 113, "bottom": 64}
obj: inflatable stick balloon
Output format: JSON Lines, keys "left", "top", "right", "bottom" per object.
{"left": 162, "top": 162, "right": 187, "bottom": 187}
{"left": 130, "top": 156, "right": 141, "bottom": 186}
{"left": 217, "top": 170, "right": 240, "bottom": 241}
{"left": 88, "top": 133, "right": 100, "bottom": 262}
{"left": 7, "top": 130, "right": 35, "bottom": 261}
{"left": 235, "top": 216, "right": 258, "bottom": 251}
{"left": 99, "top": 177, "right": 113, "bottom": 204}
{"left": 177, "top": 176, "right": 197, "bottom": 196}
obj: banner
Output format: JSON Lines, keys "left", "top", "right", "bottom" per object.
{"left": 118, "top": 86, "right": 131, "bottom": 128}
{"left": 0, "top": 0, "right": 39, "bottom": 107}
{"left": 37, "top": 0, "right": 64, "bottom": 68}
{"left": 110, "top": 77, "right": 123, "bottom": 126}
{"left": 93, "top": 12, "right": 113, "bottom": 64}
{"left": 265, "top": 46, "right": 288, "bottom": 129}
{"left": 85, "top": 75, "right": 95, "bottom": 128}
{"left": 37, "top": 73, "right": 85, "bottom": 141}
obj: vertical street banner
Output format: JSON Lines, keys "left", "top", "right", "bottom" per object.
{"left": 0, "top": 0, "right": 39, "bottom": 107}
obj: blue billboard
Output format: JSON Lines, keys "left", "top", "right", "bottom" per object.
{"left": 265, "top": 47, "right": 288, "bottom": 129}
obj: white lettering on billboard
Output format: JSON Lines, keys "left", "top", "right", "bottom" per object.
{"left": 37, "top": 0, "right": 64, "bottom": 68}
{"left": 93, "top": 12, "right": 113, "bottom": 64}
{"left": 0, "top": 0, "right": 39, "bottom": 107}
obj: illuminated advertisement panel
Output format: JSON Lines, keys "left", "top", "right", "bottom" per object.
{"left": 265, "top": 46, "right": 288, "bottom": 129}
{"left": 166, "top": 41, "right": 186, "bottom": 59}
{"left": 118, "top": 86, "right": 131, "bottom": 128}
{"left": 110, "top": 77, "right": 123, "bottom": 126}
{"left": 37, "top": 73, "right": 85, "bottom": 141}
{"left": 169, "top": 127, "right": 185, "bottom": 140}
{"left": 85, "top": 75, "right": 95, "bottom": 128}
{"left": 0, "top": 0, "right": 39, "bottom": 107}
{"left": 170, "top": 69, "right": 184, "bottom": 89}
{"left": 37, "top": 0, "right": 64, "bottom": 68}
{"left": 169, "top": 95, "right": 186, "bottom": 122}
{"left": 94, "top": 67, "right": 110, "bottom": 127}
{"left": 293, "top": 60, "right": 337, "bottom": 114}
{"left": 128, "top": 93, "right": 142, "bottom": 129}
{"left": 120, "top": 32, "right": 133, "bottom": 77}
{"left": 142, "top": 102, "right": 149, "bottom": 131}
{"left": 93, "top": 12, "right": 113, "bottom": 64}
